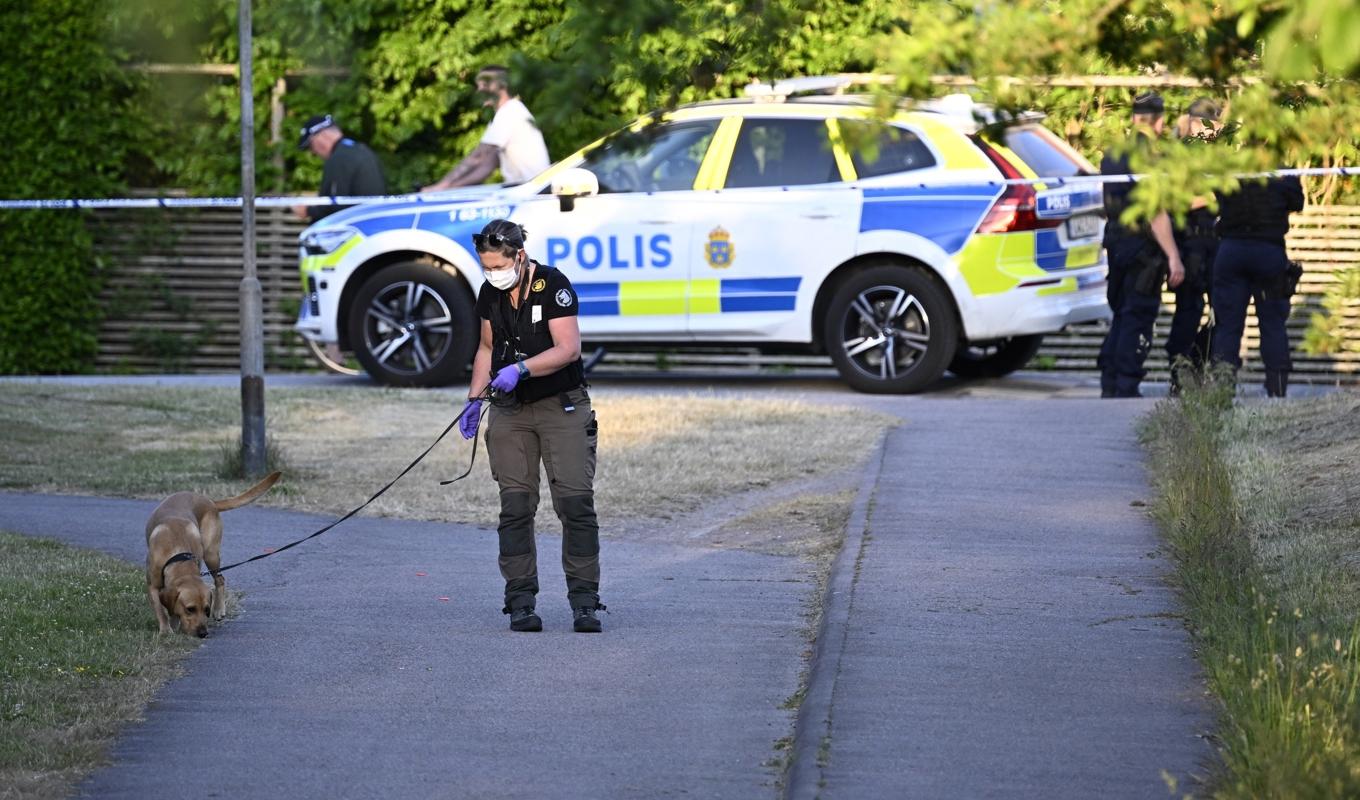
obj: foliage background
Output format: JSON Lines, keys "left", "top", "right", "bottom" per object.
{"left": 0, "top": 0, "right": 147, "bottom": 374}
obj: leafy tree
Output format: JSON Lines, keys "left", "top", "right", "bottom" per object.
{"left": 877, "top": 0, "right": 1360, "bottom": 212}
{"left": 0, "top": 0, "right": 149, "bottom": 373}
{"left": 109, "top": 1, "right": 898, "bottom": 194}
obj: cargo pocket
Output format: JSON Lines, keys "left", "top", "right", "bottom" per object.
{"left": 485, "top": 410, "right": 535, "bottom": 492}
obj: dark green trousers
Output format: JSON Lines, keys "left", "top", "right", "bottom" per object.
{"left": 485, "top": 388, "right": 600, "bottom": 611}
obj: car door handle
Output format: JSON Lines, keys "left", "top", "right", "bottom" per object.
{"left": 639, "top": 219, "right": 674, "bottom": 225}
{"left": 801, "top": 209, "right": 841, "bottom": 220}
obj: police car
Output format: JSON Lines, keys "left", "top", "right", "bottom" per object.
{"left": 294, "top": 76, "right": 1108, "bottom": 393}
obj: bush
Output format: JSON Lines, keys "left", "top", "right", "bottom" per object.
{"left": 0, "top": 0, "right": 146, "bottom": 374}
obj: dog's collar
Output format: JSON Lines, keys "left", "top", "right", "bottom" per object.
{"left": 161, "top": 551, "right": 198, "bottom": 575}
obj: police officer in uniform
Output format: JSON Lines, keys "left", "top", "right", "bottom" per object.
{"left": 1165, "top": 98, "right": 1223, "bottom": 394}
{"left": 1210, "top": 171, "right": 1305, "bottom": 397}
{"left": 459, "top": 219, "right": 604, "bottom": 633}
{"left": 293, "top": 114, "right": 387, "bottom": 222}
{"left": 1098, "top": 92, "right": 1185, "bottom": 397}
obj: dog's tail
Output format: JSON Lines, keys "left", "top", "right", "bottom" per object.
{"left": 214, "top": 471, "right": 282, "bottom": 512}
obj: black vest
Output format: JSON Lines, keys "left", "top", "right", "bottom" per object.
{"left": 487, "top": 264, "right": 585, "bottom": 404}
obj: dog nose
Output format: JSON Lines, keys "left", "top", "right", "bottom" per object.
{"left": 196, "top": 627, "right": 208, "bottom": 638}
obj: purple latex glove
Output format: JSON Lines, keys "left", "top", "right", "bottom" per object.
{"left": 489, "top": 363, "right": 521, "bottom": 393}
{"left": 458, "top": 399, "right": 483, "bottom": 440}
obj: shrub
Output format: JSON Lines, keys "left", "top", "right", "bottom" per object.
{"left": 0, "top": 0, "right": 146, "bottom": 374}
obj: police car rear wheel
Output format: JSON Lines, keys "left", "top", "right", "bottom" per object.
{"left": 825, "top": 265, "right": 958, "bottom": 394}
{"left": 347, "top": 261, "right": 475, "bottom": 387}
{"left": 948, "top": 335, "right": 1045, "bottom": 379}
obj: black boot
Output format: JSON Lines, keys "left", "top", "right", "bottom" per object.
{"left": 506, "top": 606, "right": 542, "bottom": 632}
{"left": 1265, "top": 371, "right": 1289, "bottom": 398}
{"left": 572, "top": 603, "right": 606, "bottom": 633}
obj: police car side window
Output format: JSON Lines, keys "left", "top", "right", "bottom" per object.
{"left": 839, "top": 120, "right": 937, "bottom": 178}
{"left": 725, "top": 119, "right": 839, "bottom": 188}
{"left": 581, "top": 121, "right": 718, "bottom": 193}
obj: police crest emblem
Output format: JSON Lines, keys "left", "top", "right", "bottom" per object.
{"left": 531, "top": 278, "right": 547, "bottom": 293}
{"left": 705, "top": 226, "right": 734, "bottom": 268}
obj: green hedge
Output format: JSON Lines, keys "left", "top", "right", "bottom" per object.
{"left": 0, "top": 0, "right": 143, "bottom": 374}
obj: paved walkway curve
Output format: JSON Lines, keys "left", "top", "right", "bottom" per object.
{"left": 0, "top": 496, "right": 809, "bottom": 799}
{"left": 788, "top": 396, "right": 1214, "bottom": 798}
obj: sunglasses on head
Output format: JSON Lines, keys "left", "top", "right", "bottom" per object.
{"left": 473, "top": 232, "right": 521, "bottom": 251}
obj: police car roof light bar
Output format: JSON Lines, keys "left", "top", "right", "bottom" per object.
{"left": 742, "top": 73, "right": 896, "bottom": 102}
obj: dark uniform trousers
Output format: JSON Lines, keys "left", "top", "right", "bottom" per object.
{"left": 486, "top": 388, "right": 600, "bottom": 612}
{"left": 1166, "top": 233, "right": 1218, "bottom": 372}
{"left": 1099, "top": 240, "right": 1163, "bottom": 397}
{"left": 1210, "top": 238, "right": 1293, "bottom": 395}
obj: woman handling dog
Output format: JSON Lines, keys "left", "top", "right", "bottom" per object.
{"left": 460, "top": 219, "right": 604, "bottom": 633}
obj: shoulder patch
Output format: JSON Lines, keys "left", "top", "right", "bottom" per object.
{"left": 531, "top": 278, "right": 547, "bottom": 293}
{"left": 555, "top": 288, "right": 573, "bottom": 308}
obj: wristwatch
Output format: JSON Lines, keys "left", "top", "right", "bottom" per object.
{"left": 516, "top": 360, "right": 530, "bottom": 379}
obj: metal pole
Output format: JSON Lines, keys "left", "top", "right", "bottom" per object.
{"left": 238, "top": 0, "right": 267, "bottom": 477}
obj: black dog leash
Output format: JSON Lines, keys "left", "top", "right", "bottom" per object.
{"left": 204, "top": 392, "right": 490, "bottom": 576}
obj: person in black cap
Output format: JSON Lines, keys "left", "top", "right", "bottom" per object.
{"left": 1097, "top": 91, "right": 1185, "bottom": 398}
{"left": 1164, "top": 97, "right": 1223, "bottom": 394}
{"left": 292, "top": 114, "right": 388, "bottom": 223}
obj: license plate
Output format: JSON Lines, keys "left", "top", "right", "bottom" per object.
{"left": 1066, "top": 214, "right": 1102, "bottom": 240}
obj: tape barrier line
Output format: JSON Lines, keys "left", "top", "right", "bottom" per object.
{"left": 0, "top": 167, "right": 1355, "bottom": 211}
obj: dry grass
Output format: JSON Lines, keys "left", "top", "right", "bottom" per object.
{"left": 0, "top": 385, "right": 893, "bottom": 536}
{"left": 1223, "top": 392, "right": 1360, "bottom": 620}
{"left": 706, "top": 490, "right": 857, "bottom": 561}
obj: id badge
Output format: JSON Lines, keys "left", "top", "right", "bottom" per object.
{"left": 531, "top": 305, "right": 542, "bottom": 324}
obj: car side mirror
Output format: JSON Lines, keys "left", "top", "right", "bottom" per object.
{"left": 551, "top": 168, "right": 599, "bottom": 213}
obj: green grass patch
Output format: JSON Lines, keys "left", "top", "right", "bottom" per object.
{"left": 216, "top": 432, "right": 290, "bottom": 480}
{"left": 1143, "top": 382, "right": 1360, "bottom": 797}
{"left": 0, "top": 533, "right": 197, "bottom": 800}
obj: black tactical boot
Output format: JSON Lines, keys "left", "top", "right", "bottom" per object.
{"left": 1265, "top": 370, "right": 1288, "bottom": 398}
{"left": 507, "top": 606, "right": 542, "bottom": 632}
{"left": 573, "top": 604, "right": 605, "bottom": 633}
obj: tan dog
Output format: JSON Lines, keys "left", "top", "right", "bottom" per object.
{"left": 146, "top": 471, "right": 281, "bottom": 636}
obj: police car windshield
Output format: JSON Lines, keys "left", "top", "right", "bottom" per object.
{"left": 1003, "top": 125, "right": 1095, "bottom": 177}
{"left": 580, "top": 121, "right": 718, "bottom": 193}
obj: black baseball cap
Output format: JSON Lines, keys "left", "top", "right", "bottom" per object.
{"left": 1131, "top": 92, "right": 1164, "bottom": 115}
{"left": 297, "top": 114, "right": 336, "bottom": 149}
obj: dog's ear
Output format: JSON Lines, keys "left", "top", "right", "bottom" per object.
{"left": 160, "top": 586, "right": 179, "bottom": 612}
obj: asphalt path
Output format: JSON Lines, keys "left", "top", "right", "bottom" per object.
{"left": 804, "top": 396, "right": 1212, "bottom": 798}
{"left": 0, "top": 370, "right": 1220, "bottom": 798}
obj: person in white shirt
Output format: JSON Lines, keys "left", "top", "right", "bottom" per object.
{"left": 422, "top": 65, "right": 550, "bottom": 191}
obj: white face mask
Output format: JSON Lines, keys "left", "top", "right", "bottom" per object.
{"left": 483, "top": 254, "right": 522, "bottom": 291}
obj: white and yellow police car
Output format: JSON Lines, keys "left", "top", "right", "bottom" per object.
{"left": 295, "top": 76, "right": 1108, "bottom": 393}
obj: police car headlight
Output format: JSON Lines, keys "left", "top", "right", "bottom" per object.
{"left": 301, "top": 227, "right": 358, "bottom": 255}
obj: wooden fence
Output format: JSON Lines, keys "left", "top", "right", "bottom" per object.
{"left": 92, "top": 207, "right": 311, "bottom": 372}
{"left": 90, "top": 205, "right": 1360, "bottom": 383}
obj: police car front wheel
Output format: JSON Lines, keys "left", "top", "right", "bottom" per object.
{"left": 346, "top": 261, "right": 476, "bottom": 387}
{"left": 824, "top": 264, "right": 959, "bottom": 394}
